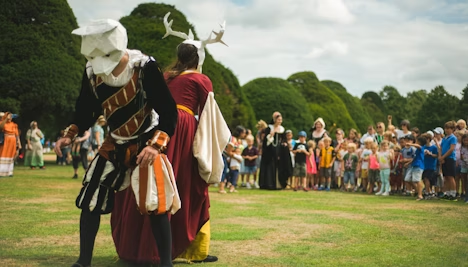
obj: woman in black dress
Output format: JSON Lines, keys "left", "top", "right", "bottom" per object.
{"left": 259, "top": 112, "right": 292, "bottom": 189}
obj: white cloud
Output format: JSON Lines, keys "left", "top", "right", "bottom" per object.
{"left": 307, "top": 41, "right": 349, "bottom": 59}
{"left": 67, "top": 0, "right": 468, "bottom": 97}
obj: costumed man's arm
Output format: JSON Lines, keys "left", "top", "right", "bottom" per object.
{"left": 55, "top": 69, "right": 101, "bottom": 157}
{"left": 137, "top": 58, "right": 177, "bottom": 166}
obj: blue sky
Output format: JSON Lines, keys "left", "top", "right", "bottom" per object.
{"left": 68, "top": 0, "right": 468, "bottom": 97}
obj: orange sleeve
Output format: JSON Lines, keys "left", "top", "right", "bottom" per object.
{"left": 146, "top": 130, "right": 170, "bottom": 152}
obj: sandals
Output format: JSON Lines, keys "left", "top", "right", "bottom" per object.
{"left": 218, "top": 190, "right": 226, "bottom": 194}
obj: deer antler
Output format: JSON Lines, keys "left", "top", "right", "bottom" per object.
{"left": 162, "top": 12, "right": 194, "bottom": 40}
{"left": 202, "top": 21, "right": 228, "bottom": 47}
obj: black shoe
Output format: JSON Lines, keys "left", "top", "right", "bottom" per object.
{"left": 450, "top": 196, "right": 458, "bottom": 202}
{"left": 192, "top": 255, "right": 218, "bottom": 263}
{"left": 72, "top": 174, "right": 78, "bottom": 179}
{"left": 456, "top": 193, "right": 460, "bottom": 198}
{"left": 441, "top": 194, "right": 450, "bottom": 200}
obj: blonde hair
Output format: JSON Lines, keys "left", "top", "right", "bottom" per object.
{"left": 380, "top": 140, "right": 389, "bottom": 147}
{"left": 347, "top": 143, "right": 356, "bottom": 151}
{"left": 97, "top": 115, "right": 106, "bottom": 124}
{"left": 256, "top": 120, "right": 267, "bottom": 130}
{"left": 393, "top": 144, "right": 402, "bottom": 152}
{"left": 323, "top": 137, "right": 332, "bottom": 143}
{"left": 364, "top": 137, "right": 374, "bottom": 143}
{"left": 246, "top": 135, "right": 255, "bottom": 142}
{"left": 307, "top": 140, "right": 316, "bottom": 150}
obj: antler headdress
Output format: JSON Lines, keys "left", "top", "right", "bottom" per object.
{"left": 162, "top": 12, "right": 227, "bottom": 73}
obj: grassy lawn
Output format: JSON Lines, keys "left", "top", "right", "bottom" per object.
{"left": 1, "top": 163, "right": 468, "bottom": 267}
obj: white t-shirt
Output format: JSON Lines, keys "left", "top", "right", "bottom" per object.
{"left": 395, "top": 129, "right": 411, "bottom": 140}
{"left": 360, "top": 149, "right": 372, "bottom": 169}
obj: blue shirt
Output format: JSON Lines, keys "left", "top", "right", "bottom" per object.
{"left": 412, "top": 146, "right": 425, "bottom": 170}
{"left": 424, "top": 145, "right": 438, "bottom": 171}
{"left": 401, "top": 146, "right": 416, "bottom": 159}
{"left": 441, "top": 134, "right": 457, "bottom": 159}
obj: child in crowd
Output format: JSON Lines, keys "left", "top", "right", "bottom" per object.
{"left": 314, "top": 140, "right": 324, "bottom": 190}
{"left": 359, "top": 137, "right": 373, "bottom": 192}
{"left": 286, "top": 130, "right": 296, "bottom": 189}
{"left": 368, "top": 143, "right": 380, "bottom": 194}
{"left": 342, "top": 143, "right": 359, "bottom": 192}
{"left": 455, "top": 131, "right": 463, "bottom": 197}
{"left": 306, "top": 140, "right": 317, "bottom": 189}
{"left": 390, "top": 145, "right": 403, "bottom": 194}
{"left": 404, "top": 135, "right": 426, "bottom": 201}
{"left": 383, "top": 131, "right": 395, "bottom": 149}
{"left": 229, "top": 147, "right": 243, "bottom": 193}
{"left": 238, "top": 135, "right": 247, "bottom": 188}
{"left": 432, "top": 127, "right": 444, "bottom": 197}
{"left": 292, "top": 131, "right": 310, "bottom": 191}
{"left": 423, "top": 133, "right": 438, "bottom": 199}
{"left": 460, "top": 134, "right": 468, "bottom": 203}
{"left": 335, "top": 141, "right": 348, "bottom": 191}
{"left": 241, "top": 135, "right": 259, "bottom": 189}
{"left": 437, "top": 121, "right": 458, "bottom": 201}
{"left": 376, "top": 141, "right": 393, "bottom": 196}
{"left": 319, "top": 137, "right": 336, "bottom": 191}
{"left": 401, "top": 135, "right": 417, "bottom": 195}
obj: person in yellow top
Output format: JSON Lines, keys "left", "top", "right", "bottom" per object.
{"left": 319, "top": 137, "right": 336, "bottom": 191}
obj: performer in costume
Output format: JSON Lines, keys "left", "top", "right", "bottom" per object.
{"left": 54, "top": 19, "right": 179, "bottom": 267}
{"left": 111, "top": 12, "right": 230, "bottom": 264}
{"left": 0, "top": 112, "right": 21, "bottom": 177}
{"left": 259, "top": 112, "right": 292, "bottom": 189}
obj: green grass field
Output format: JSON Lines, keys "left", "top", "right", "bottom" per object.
{"left": 1, "top": 163, "right": 468, "bottom": 267}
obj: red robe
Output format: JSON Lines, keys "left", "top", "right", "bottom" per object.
{"left": 111, "top": 72, "right": 212, "bottom": 264}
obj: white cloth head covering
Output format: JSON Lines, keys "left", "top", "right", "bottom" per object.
{"left": 314, "top": 117, "right": 326, "bottom": 129}
{"left": 72, "top": 19, "right": 128, "bottom": 76}
{"left": 162, "top": 12, "right": 227, "bottom": 73}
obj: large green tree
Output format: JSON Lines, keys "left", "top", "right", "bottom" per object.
{"left": 0, "top": 0, "right": 83, "bottom": 136}
{"left": 243, "top": 78, "right": 313, "bottom": 134}
{"left": 322, "top": 80, "right": 373, "bottom": 133}
{"left": 414, "top": 86, "right": 459, "bottom": 131}
{"left": 361, "top": 91, "right": 386, "bottom": 124}
{"left": 379, "top": 86, "right": 407, "bottom": 125}
{"left": 287, "top": 72, "right": 358, "bottom": 132}
{"left": 120, "top": 3, "right": 256, "bottom": 130}
{"left": 458, "top": 84, "right": 468, "bottom": 121}
{"left": 406, "top": 89, "right": 427, "bottom": 126}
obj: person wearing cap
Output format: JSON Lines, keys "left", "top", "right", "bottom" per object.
{"left": 292, "top": 131, "right": 310, "bottom": 191}
{"left": 54, "top": 19, "right": 178, "bottom": 267}
{"left": 431, "top": 127, "right": 444, "bottom": 146}
{"left": 0, "top": 112, "right": 21, "bottom": 177}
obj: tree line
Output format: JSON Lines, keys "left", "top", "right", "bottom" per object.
{"left": 1, "top": 1, "right": 466, "bottom": 139}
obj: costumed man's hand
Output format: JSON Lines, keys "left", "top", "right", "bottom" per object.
{"left": 137, "top": 146, "right": 160, "bottom": 166}
{"left": 54, "top": 137, "right": 72, "bottom": 157}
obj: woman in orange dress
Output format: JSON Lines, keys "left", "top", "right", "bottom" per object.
{"left": 0, "top": 112, "right": 20, "bottom": 177}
